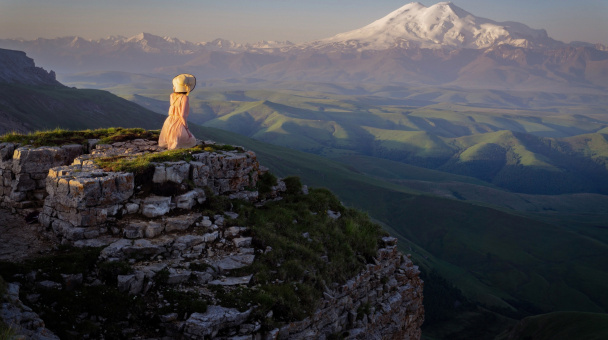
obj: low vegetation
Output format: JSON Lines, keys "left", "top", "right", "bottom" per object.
{"left": 0, "top": 83, "right": 165, "bottom": 134}
{"left": 0, "top": 247, "right": 146, "bottom": 339}
{"left": 203, "top": 179, "right": 386, "bottom": 323}
{"left": 94, "top": 145, "right": 204, "bottom": 174}
{"left": 0, "top": 128, "right": 245, "bottom": 178}
{"left": 0, "top": 322, "right": 15, "bottom": 340}
{"left": 0, "top": 127, "right": 159, "bottom": 147}
{"left": 94, "top": 143, "right": 244, "bottom": 175}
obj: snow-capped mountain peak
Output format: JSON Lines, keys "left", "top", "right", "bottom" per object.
{"left": 313, "top": 1, "right": 561, "bottom": 50}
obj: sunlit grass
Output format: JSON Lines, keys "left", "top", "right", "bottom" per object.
{"left": 218, "top": 182, "right": 387, "bottom": 322}
{"left": 0, "top": 128, "right": 244, "bottom": 176}
{"left": 93, "top": 143, "right": 244, "bottom": 174}
{"left": 94, "top": 145, "right": 204, "bottom": 174}
{"left": 0, "top": 127, "right": 159, "bottom": 147}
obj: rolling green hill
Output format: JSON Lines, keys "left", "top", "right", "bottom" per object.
{"left": 123, "top": 87, "right": 608, "bottom": 195}
{"left": 65, "top": 74, "right": 608, "bottom": 195}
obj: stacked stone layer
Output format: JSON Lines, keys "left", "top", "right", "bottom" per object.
{"left": 32, "top": 140, "right": 261, "bottom": 243}
{"left": 268, "top": 240, "right": 424, "bottom": 340}
{"left": 0, "top": 142, "right": 84, "bottom": 210}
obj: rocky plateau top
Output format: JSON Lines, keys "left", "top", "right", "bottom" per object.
{"left": 0, "top": 134, "right": 424, "bottom": 339}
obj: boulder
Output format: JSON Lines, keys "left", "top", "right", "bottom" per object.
{"left": 141, "top": 195, "right": 171, "bottom": 218}
{"left": 175, "top": 189, "right": 206, "bottom": 210}
{"left": 213, "top": 254, "right": 255, "bottom": 272}
{"left": 233, "top": 237, "right": 252, "bottom": 248}
{"left": 208, "top": 275, "right": 253, "bottom": 286}
{"left": 183, "top": 306, "right": 252, "bottom": 339}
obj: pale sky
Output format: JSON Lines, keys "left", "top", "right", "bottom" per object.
{"left": 0, "top": 0, "right": 606, "bottom": 44}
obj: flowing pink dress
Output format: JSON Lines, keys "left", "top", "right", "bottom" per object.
{"left": 158, "top": 93, "right": 197, "bottom": 150}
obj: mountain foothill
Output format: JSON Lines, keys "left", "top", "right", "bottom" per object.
{"left": 1, "top": 2, "right": 607, "bottom": 339}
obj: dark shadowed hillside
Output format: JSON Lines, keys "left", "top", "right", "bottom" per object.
{"left": 0, "top": 48, "right": 165, "bottom": 134}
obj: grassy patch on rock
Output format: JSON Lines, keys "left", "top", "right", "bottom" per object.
{"left": 217, "top": 178, "right": 387, "bottom": 323}
{"left": 159, "top": 289, "right": 208, "bottom": 317}
{"left": 0, "top": 127, "right": 159, "bottom": 147}
{"left": 94, "top": 146, "right": 203, "bottom": 174}
{"left": 94, "top": 142, "right": 244, "bottom": 175}
{"left": 0, "top": 246, "right": 101, "bottom": 282}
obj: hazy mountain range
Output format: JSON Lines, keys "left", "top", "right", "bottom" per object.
{"left": 1, "top": 2, "right": 607, "bottom": 93}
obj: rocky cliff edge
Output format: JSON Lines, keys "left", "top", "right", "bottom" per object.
{"left": 0, "top": 131, "right": 424, "bottom": 339}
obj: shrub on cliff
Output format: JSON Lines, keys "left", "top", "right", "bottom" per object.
{"left": 224, "top": 184, "right": 387, "bottom": 322}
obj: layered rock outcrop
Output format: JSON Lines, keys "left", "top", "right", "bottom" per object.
{"left": 38, "top": 139, "right": 260, "bottom": 244}
{"left": 0, "top": 135, "right": 424, "bottom": 339}
{"left": 0, "top": 142, "right": 85, "bottom": 210}
{"left": 252, "top": 241, "right": 424, "bottom": 340}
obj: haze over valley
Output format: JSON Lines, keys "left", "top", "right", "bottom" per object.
{"left": 1, "top": 2, "right": 607, "bottom": 339}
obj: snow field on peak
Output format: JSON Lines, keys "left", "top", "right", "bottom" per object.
{"left": 315, "top": 1, "right": 553, "bottom": 50}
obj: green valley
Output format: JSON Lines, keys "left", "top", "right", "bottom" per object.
{"left": 66, "top": 74, "right": 608, "bottom": 196}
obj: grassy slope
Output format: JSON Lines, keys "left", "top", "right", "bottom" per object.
{"left": 496, "top": 311, "right": 608, "bottom": 340}
{"left": 0, "top": 83, "right": 165, "bottom": 133}
{"left": 96, "top": 82, "right": 608, "bottom": 195}
{"left": 191, "top": 96, "right": 608, "bottom": 195}
{"left": 61, "top": 73, "right": 608, "bottom": 110}
{"left": 191, "top": 125, "right": 608, "bottom": 314}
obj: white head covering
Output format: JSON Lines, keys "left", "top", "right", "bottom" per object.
{"left": 172, "top": 74, "right": 196, "bottom": 95}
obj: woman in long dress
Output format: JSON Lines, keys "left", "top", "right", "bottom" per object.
{"left": 158, "top": 74, "right": 197, "bottom": 150}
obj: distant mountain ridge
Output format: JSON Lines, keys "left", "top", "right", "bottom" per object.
{"left": 1, "top": 2, "right": 607, "bottom": 92}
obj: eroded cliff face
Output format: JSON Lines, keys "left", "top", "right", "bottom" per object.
{"left": 263, "top": 244, "right": 424, "bottom": 340}
{"left": 0, "top": 48, "right": 62, "bottom": 86}
{"left": 0, "top": 136, "right": 424, "bottom": 339}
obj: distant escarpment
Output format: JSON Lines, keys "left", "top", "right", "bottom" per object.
{"left": 0, "top": 48, "right": 62, "bottom": 86}
{"left": 0, "top": 48, "right": 165, "bottom": 135}
{"left": 0, "top": 128, "right": 424, "bottom": 339}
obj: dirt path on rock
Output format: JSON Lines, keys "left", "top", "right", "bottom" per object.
{"left": 0, "top": 208, "right": 55, "bottom": 262}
